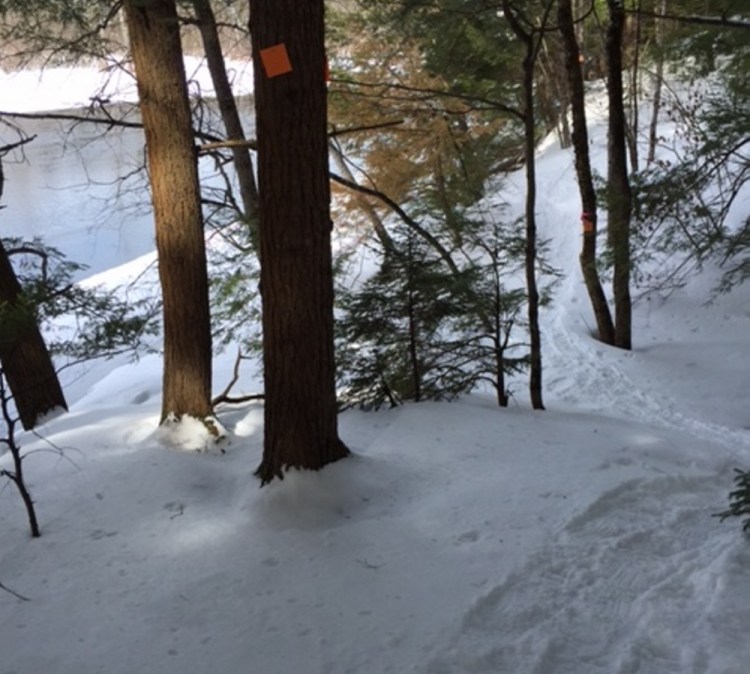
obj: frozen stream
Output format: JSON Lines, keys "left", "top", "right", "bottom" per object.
{"left": 1, "top": 115, "right": 156, "bottom": 278}
{"left": 1, "top": 103, "right": 255, "bottom": 281}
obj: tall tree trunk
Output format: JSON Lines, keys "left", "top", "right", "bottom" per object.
{"left": 192, "top": 0, "right": 259, "bottom": 224}
{"left": 647, "top": 0, "right": 667, "bottom": 166}
{"left": 540, "top": 41, "right": 572, "bottom": 149}
{"left": 503, "top": 0, "right": 546, "bottom": 410}
{"left": 249, "top": 0, "right": 349, "bottom": 484}
{"left": 606, "top": 0, "right": 633, "bottom": 350}
{"left": 0, "top": 154, "right": 67, "bottom": 430}
{"left": 124, "top": 0, "right": 213, "bottom": 421}
{"left": 626, "top": 0, "right": 642, "bottom": 173}
{"left": 521, "top": 65, "right": 545, "bottom": 410}
{"left": 558, "top": 0, "right": 615, "bottom": 345}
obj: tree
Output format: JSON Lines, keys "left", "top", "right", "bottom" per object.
{"left": 557, "top": 0, "right": 615, "bottom": 345}
{"left": 191, "top": 0, "right": 259, "bottom": 224}
{"left": 0, "top": 369, "right": 41, "bottom": 537}
{"left": 646, "top": 0, "right": 668, "bottom": 166}
{"left": 249, "top": 0, "right": 349, "bottom": 483}
{"left": 337, "top": 228, "right": 477, "bottom": 410}
{"left": 354, "top": 0, "right": 553, "bottom": 409}
{"left": 605, "top": 0, "right": 633, "bottom": 350}
{"left": 124, "top": 0, "right": 213, "bottom": 422}
{"left": 0, "top": 141, "right": 68, "bottom": 430}
{"left": 501, "top": 0, "right": 553, "bottom": 409}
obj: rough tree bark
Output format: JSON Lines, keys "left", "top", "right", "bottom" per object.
{"left": 0, "top": 150, "right": 67, "bottom": 430}
{"left": 124, "top": 0, "right": 213, "bottom": 421}
{"left": 558, "top": 0, "right": 616, "bottom": 345}
{"left": 605, "top": 0, "right": 633, "bottom": 350}
{"left": 249, "top": 0, "right": 349, "bottom": 483}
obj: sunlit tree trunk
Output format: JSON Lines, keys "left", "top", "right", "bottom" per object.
{"left": 249, "top": 0, "right": 349, "bottom": 483}
{"left": 124, "top": 0, "right": 213, "bottom": 421}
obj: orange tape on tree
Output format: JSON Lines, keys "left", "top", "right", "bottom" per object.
{"left": 259, "top": 43, "right": 293, "bottom": 78}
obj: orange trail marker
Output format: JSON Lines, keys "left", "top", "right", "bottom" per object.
{"left": 259, "top": 43, "right": 293, "bottom": 78}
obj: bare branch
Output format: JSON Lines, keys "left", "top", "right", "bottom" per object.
{"left": 331, "top": 77, "right": 524, "bottom": 122}
{"left": 211, "top": 348, "right": 264, "bottom": 407}
{"left": 0, "top": 136, "right": 37, "bottom": 155}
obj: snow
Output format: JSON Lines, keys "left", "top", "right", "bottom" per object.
{"left": 0, "top": 56, "right": 253, "bottom": 113}
{"left": 1, "top": 64, "right": 749, "bottom": 674}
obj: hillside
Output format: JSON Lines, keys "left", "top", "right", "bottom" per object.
{"left": 0, "top": 63, "right": 749, "bottom": 674}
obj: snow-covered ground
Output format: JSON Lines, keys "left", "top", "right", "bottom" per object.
{"left": 0, "top": 64, "right": 749, "bottom": 674}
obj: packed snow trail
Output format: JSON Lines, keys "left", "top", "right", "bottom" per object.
{"left": 425, "top": 472, "right": 749, "bottom": 674}
{"left": 417, "top": 121, "right": 750, "bottom": 674}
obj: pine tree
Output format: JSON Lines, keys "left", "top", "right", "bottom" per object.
{"left": 337, "top": 230, "right": 474, "bottom": 409}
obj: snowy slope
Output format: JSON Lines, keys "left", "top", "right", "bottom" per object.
{"left": 1, "top": 65, "right": 749, "bottom": 674}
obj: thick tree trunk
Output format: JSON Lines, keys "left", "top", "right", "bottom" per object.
{"left": 124, "top": 0, "right": 213, "bottom": 421}
{"left": 249, "top": 0, "right": 349, "bottom": 483}
{"left": 606, "top": 0, "right": 633, "bottom": 350}
{"left": 558, "top": 0, "right": 615, "bottom": 345}
{"left": 0, "top": 157, "right": 67, "bottom": 431}
{"left": 192, "top": 0, "right": 259, "bottom": 224}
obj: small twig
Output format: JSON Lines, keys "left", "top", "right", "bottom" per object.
{"left": 0, "top": 581, "right": 30, "bottom": 602}
{"left": 211, "top": 348, "right": 264, "bottom": 407}
{"left": 355, "top": 558, "right": 382, "bottom": 570}
{"left": 0, "top": 135, "right": 37, "bottom": 155}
